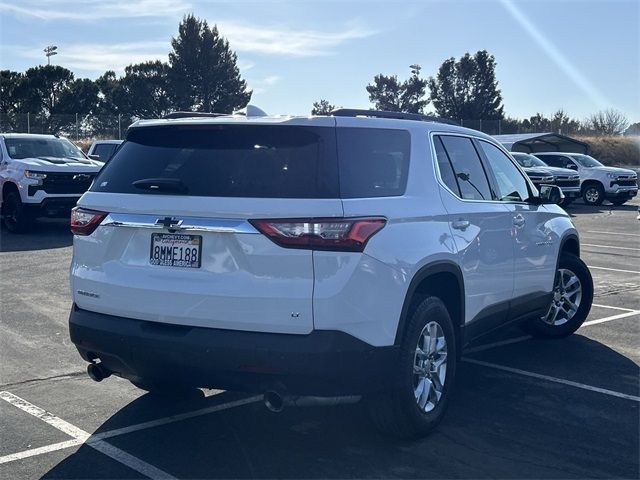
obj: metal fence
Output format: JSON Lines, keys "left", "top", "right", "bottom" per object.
{"left": 0, "top": 113, "right": 134, "bottom": 140}
{"left": 0, "top": 113, "right": 583, "bottom": 140}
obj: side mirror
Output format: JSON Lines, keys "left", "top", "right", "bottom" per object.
{"left": 566, "top": 164, "right": 578, "bottom": 170}
{"left": 88, "top": 154, "right": 101, "bottom": 161}
{"left": 538, "top": 185, "right": 564, "bottom": 205}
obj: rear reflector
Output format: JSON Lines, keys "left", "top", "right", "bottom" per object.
{"left": 70, "top": 207, "right": 107, "bottom": 236}
{"left": 250, "top": 217, "right": 386, "bottom": 252}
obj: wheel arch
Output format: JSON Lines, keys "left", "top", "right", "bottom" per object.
{"left": 581, "top": 179, "right": 603, "bottom": 193}
{"left": 560, "top": 233, "right": 580, "bottom": 258}
{"left": 394, "top": 261, "right": 465, "bottom": 353}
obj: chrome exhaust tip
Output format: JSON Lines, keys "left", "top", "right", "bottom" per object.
{"left": 87, "top": 362, "right": 111, "bottom": 382}
{"left": 263, "top": 390, "right": 285, "bottom": 413}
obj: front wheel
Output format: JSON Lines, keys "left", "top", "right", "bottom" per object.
{"left": 528, "top": 253, "right": 593, "bottom": 337}
{"left": 367, "top": 296, "right": 456, "bottom": 439}
{"left": 2, "top": 191, "right": 32, "bottom": 232}
{"left": 582, "top": 183, "right": 604, "bottom": 206}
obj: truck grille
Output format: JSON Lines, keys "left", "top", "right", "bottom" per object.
{"left": 42, "top": 173, "right": 95, "bottom": 194}
{"left": 611, "top": 179, "right": 638, "bottom": 188}
{"left": 555, "top": 177, "right": 580, "bottom": 188}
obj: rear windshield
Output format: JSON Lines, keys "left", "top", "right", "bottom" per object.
{"left": 91, "top": 125, "right": 410, "bottom": 198}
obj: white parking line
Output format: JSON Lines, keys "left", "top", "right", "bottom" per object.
{"left": 583, "top": 243, "right": 640, "bottom": 251}
{"left": 0, "top": 391, "right": 259, "bottom": 474}
{"left": 582, "top": 311, "right": 639, "bottom": 327}
{"left": 588, "top": 265, "right": 640, "bottom": 274}
{"left": 592, "top": 303, "right": 637, "bottom": 312}
{"left": 463, "top": 358, "right": 640, "bottom": 402}
{"left": 586, "top": 231, "right": 640, "bottom": 237}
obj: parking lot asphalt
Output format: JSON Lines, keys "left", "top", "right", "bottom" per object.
{"left": 1, "top": 198, "right": 638, "bottom": 479}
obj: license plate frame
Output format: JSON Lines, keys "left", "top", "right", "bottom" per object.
{"left": 150, "top": 233, "right": 202, "bottom": 268}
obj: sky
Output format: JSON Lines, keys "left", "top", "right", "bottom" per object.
{"left": 0, "top": 0, "right": 638, "bottom": 121}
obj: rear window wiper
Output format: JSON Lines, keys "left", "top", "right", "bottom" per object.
{"left": 132, "top": 178, "right": 189, "bottom": 194}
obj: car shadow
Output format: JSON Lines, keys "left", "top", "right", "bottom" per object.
{"left": 0, "top": 219, "right": 72, "bottom": 252}
{"left": 42, "top": 337, "right": 638, "bottom": 479}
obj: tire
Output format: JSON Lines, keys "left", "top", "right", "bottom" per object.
{"left": 582, "top": 183, "right": 604, "bottom": 206}
{"left": 610, "top": 198, "right": 629, "bottom": 206}
{"left": 367, "top": 296, "right": 457, "bottom": 439}
{"left": 2, "top": 191, "right": 32, "bottom": 233}
{"left": 528, "top": 253, "right": 593, "bottom": 338}
{"left": 130, "top": 379, "right": 204, "bottom": 400}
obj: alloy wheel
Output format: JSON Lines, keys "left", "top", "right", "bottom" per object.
{"left": 413, "top": 321, "right": 447, "bottom": 413}
{"left": 544, "top": 268, "right": 583, "bottom": 326}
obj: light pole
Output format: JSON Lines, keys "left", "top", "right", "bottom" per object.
{"left": 44, "top": 45, "right": 58, "bottom": 65}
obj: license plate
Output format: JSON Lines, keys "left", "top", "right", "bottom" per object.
{"left": 150, "top": 233, "right": 202, "bottom": 268}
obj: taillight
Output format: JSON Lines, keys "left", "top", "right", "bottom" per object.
{"left": 250, "top": 217, "right": 386, "bottom": 252}
{"left": 70, "top": 207, "right": 107, "bottom": 236}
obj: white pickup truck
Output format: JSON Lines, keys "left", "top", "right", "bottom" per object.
{"left": 0, "top": 133, "right": 102, "bottom": 232}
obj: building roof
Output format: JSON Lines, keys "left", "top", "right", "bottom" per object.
{"left": 494, "top": 133, "right": 590, "bottom": 154}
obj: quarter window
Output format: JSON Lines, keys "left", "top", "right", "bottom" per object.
{"left": 478, "top": 141, "right": 530, "bottom": 202}
{"left": 437, "top": 135, "right": 493, "bottom": 201}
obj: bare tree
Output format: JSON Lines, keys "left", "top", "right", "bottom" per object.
{"left": 585, "top": 109, "right": 630, "bottom": 136}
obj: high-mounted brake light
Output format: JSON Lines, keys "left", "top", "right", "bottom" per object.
{"left": 250, "top": 217, "right": 386, "bottom": 252}
{"left": 70, "top": 207, "right": 107, "bottom": 236}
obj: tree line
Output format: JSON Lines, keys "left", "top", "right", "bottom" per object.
{"left": 1, "top": 14, "right": 634, "bottom": 138}
{"left": 0, "top": 14, "right": 250, "bottom": 135}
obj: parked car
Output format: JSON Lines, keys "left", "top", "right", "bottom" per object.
{"left": 533, "top": 152, "right": 638, "bottom": 206}
{"left": 68, "top": 108, "right": 593, "bottom": 438}
{"left": 511, "top": 152, "right": 581, "bottom": 205}
{"left": 0, "top": 133, "right": 103, "bottom": 232}
{"left": 87, "top": 139, "right": 123, "bottom": 163}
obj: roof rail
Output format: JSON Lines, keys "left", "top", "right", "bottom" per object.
{"left": 330, "top": 108, "right": 458, "bottom": 126}
{"left": 163, "top": 111, "right": 228, "bottom": 119}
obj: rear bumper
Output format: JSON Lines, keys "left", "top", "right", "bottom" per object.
{"left": 69, "top": 305, "right": 399, "bottom": 396}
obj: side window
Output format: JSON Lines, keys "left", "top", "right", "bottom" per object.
{"left": 539, "top": 155, "right": 561, "bottom": 167}
{"left": 478, "top": 141, "right": 530, "bottom": 202}
{"left": 439, "top": 135, "right": 493, "bottom": 201}
{"left": 433, "top": 136, "right": 461, "bottom": 196}
{"left": 94, "top": 144, "right": 113, "bottom": 161}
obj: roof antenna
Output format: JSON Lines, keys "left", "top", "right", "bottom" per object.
{"left": 244, "top": 105, "right": 268, "bottom": 117}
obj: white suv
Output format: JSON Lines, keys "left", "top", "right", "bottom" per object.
{"left": 533, "top": 152, "right": 638, "bottom": 206}
{"left": 0, "top": 133, "right": 103, "bottom": 232}
{"left": 68, "top": 109, "right": 593, "bottom": 438}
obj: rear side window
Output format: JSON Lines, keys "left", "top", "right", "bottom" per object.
{"left": 92, "top": 125, "right": 339, "bottom": 198}
{"left": 437, "top": 135, "right": 493, "bottom": 201}
{"left": 337, "top": 128, "right": 410, "bottom": 198}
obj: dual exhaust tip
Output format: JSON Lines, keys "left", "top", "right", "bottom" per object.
{"left": 86, "top": 363, "right": 358, "bottom": 412}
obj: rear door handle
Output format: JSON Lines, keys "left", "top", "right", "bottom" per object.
{"left": 513, "top": 214, "right": 525, "bottom": 227}
{"left": 452, "top": 219, "right": 470, "bottom": 230}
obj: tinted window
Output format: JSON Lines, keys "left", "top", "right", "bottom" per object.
{"left": 92, "top": 125, "right": 338, "bottom": 198}
{"left": 433, "top": 136, "right": 461, "bottom": 196}
{"left": 5, "top": 137, "right": 86, "bottom": 160}
{"left": 479, "top": 141, "right": 530, "bottom": 202}
{"left": 93, "top": 144, "right": 115, "bottom": 161}
{"left": 337, "top": 128, "right": 410, "bottom": 198}
{"left": 439, "top": 136, "right": 493, "bottom": 201}
{"left": 537, "top": 155, "right": 565, "bottom": 168}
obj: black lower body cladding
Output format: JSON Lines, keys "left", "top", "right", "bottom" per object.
{"left": 69, "top": 305, "right": 399, "bottom": 396}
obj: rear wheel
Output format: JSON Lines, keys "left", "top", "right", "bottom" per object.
{"left": 528, "top": 253, "right": 593, "bottom": 338}
{"left": 2, "top": 191, "right": 32, "bottom": 233}
{"left": 367, "top": 296, "right": 456, "bottom": 438}
{"left": 582, "top": 183, "right": 604, "bottom": 206}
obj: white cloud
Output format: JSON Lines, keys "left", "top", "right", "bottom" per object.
{"left": 250, "top": 75, "right": 281, "bottom": 94}
{"left": 217, "top": 21, "right": 376, "bottom": 57}
{"left": 0, "top": 0, "right": 191, "bottom": 20}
